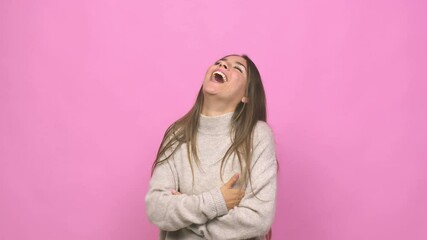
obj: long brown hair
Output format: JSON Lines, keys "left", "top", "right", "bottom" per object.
{"left": 151, "top": 54, "right": 266, "bottom": 189}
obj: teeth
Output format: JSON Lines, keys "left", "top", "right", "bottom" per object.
{"left": 213, "top": 71, "right": 227, "bottom": 82}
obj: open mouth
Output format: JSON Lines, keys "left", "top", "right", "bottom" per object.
{"left": 212, "top": 71, "right": 227, "bottom": 83}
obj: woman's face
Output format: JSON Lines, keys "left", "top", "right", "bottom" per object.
{"left": 202, "top": 55, "right": 248, "bottom": 105}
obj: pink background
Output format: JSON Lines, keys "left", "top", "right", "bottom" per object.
{"left": 1, "top": 0, "right": 426, "bottom": 239}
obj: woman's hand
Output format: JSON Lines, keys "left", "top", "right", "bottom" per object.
{"left": 220, "top": 173, "right": 245, "bottom": 210}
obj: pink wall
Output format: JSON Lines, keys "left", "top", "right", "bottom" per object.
{"left": 1, "top": 0, "right": 426, "bottom": 239}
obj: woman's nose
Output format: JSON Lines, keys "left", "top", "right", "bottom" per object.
{"left": 219, "top": 63, "right": 228, "bottom": 70}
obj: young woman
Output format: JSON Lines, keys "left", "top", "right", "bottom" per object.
{"left": 145, "top": 54, "right": 277, "bottom": 240}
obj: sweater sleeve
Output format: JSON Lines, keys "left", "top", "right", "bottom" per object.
{"left": 145, "top": 155, "right": 228, "bottom": 231}
{"left": 187, "top": 122, "right": 278, "bottom": 239}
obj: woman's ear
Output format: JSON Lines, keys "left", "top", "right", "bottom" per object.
{"left": 241, "top": 97, "right": 248, "bottom": 103}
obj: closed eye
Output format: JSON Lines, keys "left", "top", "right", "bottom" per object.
{"left": 234, "top": 66, "right": 243, "bottom": 73}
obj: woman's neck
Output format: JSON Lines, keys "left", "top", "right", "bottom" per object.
{"left": 201, "top": 98, "right": 236, "bottom": 116}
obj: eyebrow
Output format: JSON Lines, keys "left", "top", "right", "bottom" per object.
{"left": 219, "top": 58, "right": 247, "bottom": 70}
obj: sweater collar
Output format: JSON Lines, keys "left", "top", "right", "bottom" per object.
{"left": 198, "top": 112, "right": 234, "bottom": 135}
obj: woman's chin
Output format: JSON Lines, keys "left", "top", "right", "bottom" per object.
{"left": 202, "top": 85, "right": 221, "bottom": 96}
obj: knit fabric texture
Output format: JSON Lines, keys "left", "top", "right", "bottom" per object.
{"left": 145, "top": 112, "right": 277, "bottom": 240}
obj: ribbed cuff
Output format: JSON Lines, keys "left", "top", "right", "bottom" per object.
{"left": 209, "top": 188, "right": 228, "bottom": 217}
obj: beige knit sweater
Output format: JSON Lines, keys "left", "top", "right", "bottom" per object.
{"left": 145, "top": 112, "right": 277, "bottom": 240}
